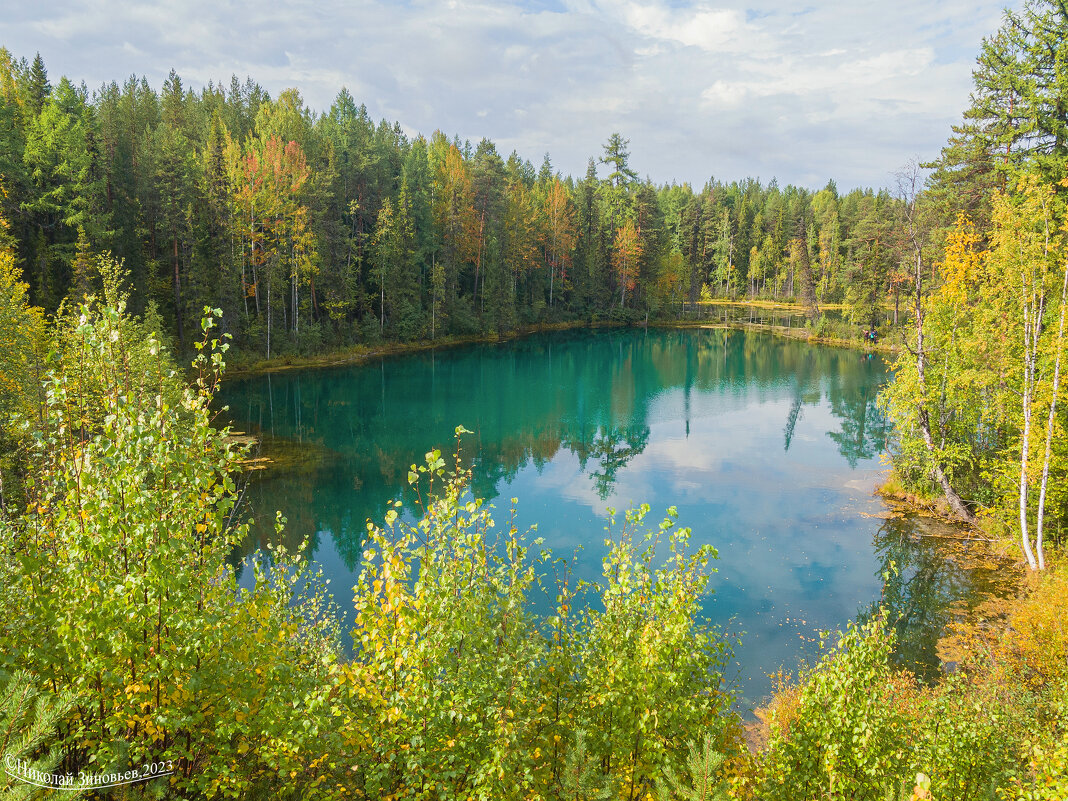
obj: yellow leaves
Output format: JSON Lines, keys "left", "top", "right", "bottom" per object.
{"left": 613, "top": 219, "right": 643, "bottom": 294}
{"left": 0, "top": 233, "right": 46, "bottom": 420}
{"left": 988, "top": 178, "right": 1061, "bottom": 286}
{"left": 939, "top": 215, "right": 984, "bottom": 302}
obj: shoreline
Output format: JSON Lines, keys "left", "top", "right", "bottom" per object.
{"left": 223, "top": 318, "right": 621, "bottom": 378}
{"left": 224, "top": 306, "right": 901, "bottom": 379}
{"left": 873, "top": 473, "right": 1010, "bottom": 545}
{"left": 660, "top": 318, "right": 901, "bottom": 355}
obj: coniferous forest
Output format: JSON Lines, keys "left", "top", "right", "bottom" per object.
{"left": 2, "top": 0, "right": 1068, "bottom": 798}
{"left": 0, "top": 49, "right": 911, "bottom": 360}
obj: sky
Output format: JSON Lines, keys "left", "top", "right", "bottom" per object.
{"left": 3, "top": 0, "right": 1021, "bottom": 190}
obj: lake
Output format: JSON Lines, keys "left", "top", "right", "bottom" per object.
{"left": 217, "top": 326, "right": 1009, "bottom": 711}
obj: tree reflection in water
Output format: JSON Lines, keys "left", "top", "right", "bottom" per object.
{"left": 860, "top": 514, "right": 1017, "bottom": 682}
{"left": 220, "top": 328, "right": 897, "bottom": 571}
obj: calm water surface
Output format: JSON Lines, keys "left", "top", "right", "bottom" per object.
{"left": 217, "top": 327, "right": 1006, "bottom": 710}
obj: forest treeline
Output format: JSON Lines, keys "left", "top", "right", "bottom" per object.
{"left": 0, "top": 48, "right": 912, "bottom": 360}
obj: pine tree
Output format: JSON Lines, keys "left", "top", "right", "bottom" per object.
{"left": 67, "top": 226, "right": 92, "bottom": 302}
{"left": 930, "top": 0, "right": 1068, "bottom": 213}
{"left": 654, "top": 734, "right": 729, "bottom": 801}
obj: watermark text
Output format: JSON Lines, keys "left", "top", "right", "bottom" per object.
{"left": 4, "top": 755, "right": 174, "bottom": 790}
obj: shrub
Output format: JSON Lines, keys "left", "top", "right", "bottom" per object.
{"left": 0, "top": 293, "right": 341, "bottom": 798}
{"left": 331, "top": 434, "right": 734, "bottom": 800}
{"left": 747, "top": 617, "right": 912, "bottom": 800}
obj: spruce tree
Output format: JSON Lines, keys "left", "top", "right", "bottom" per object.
{"left": 27, "top": 53, "right": 49, "bottom": 116}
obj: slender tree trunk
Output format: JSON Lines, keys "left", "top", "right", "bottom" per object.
{"left": 1019, "top": 213, "right": 1050, "bottom": 570}
{"left": 550, "top": 224, "right": 558, "bottom": 307}
{"left": 899, "top": 166, "right": 975, "bottom": 523}
{"left": 474, "top": 211, "right": 484, "bottom": 312}
{"left": 1036, "top": 258, "right": 1068, "bottom": 570}
{"left": 914, "top": 243, "right": 975, "bottom": 523}
{"left": 1020, "top": 345, "right": 1037, "bottom": 570}
{"left": 728, "top": 235, "right": 734, "bottom": 298}
{"left": 1019, "top": 260, "right": 1044, "bottom": 571}
{"left": 251, "top": 203, "right": 260, "bottom": 315}
{"left": 237, "top": 227, "right": 248, "bottom": 320}
{"left": 550, "top": 259, "right": 555, "bottom": 308}
{"left": 173, "top": 237, "right": 184, "bottom": 350}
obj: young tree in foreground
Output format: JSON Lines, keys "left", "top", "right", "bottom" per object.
{"left": 334, "top": 432, "right": 734, "bottom": 800}
{"left": 0, "top": 276, "right": 341, "bottom": 797}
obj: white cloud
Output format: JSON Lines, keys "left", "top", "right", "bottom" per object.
{"left": 605, "top": 1, "right": 753, "bottom": 53}
{"left": 3, "top": 0, "right": 1021, "bottom": 189}
{"left": 701, "top": 79, "right": 747, "bottom": 108}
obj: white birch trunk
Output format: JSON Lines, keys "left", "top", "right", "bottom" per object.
{"left": 1036, "top": 258, "right": 1068, "bottom": 570}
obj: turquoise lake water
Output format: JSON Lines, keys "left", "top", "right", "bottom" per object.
{"left": 217, "top": 326, "right": 1005, "bottom": 710}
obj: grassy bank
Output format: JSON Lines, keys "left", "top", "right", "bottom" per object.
{"left": 223, "top": 318, "right": 619, "bottom": 377}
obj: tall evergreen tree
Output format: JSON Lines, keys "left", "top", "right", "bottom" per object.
{"left": 27, "top": 52, "right": 50, "bottom": 116}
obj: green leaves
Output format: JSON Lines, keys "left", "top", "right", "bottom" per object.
{"left": 338, "top": 443, "right": 733, "bottom": 800}
{"left": 752, "top": 616, "right": 909, "bottom": 800}
{"left": 0, "top": 297, "right": 342, "bottom": 798}
{"left": 747, "top": 613, "right": 1032, "bottom": 801}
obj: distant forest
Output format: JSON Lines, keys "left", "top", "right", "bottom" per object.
{"left": 0, "top": 50, "right": 915, "bottom": 358}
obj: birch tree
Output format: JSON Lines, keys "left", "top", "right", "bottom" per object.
{"left": 987, "top": 177, "right": 1068, "bottom": 570}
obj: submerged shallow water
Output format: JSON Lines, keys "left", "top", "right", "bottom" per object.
{"left": 217, "top": 327, "right": 1008, "bottom": 710}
